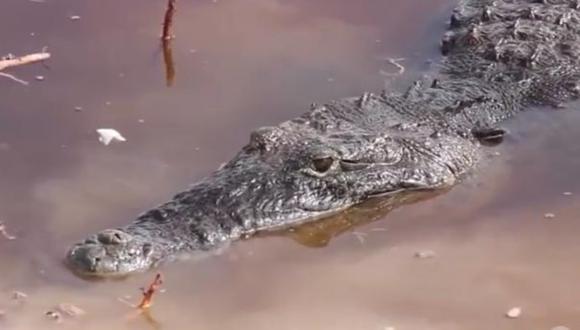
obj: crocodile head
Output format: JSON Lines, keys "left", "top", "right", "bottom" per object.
{"left": 66, "top": 96, "right": 467, "bottom": 277}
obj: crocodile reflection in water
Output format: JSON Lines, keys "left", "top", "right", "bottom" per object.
{"left": 276, "top": 191, "right": 443, "bottom": 248}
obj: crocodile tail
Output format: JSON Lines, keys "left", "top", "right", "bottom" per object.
{"left": 442, "top": 0, "right": 580, "bottom": 108}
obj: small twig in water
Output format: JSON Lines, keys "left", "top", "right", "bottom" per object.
{"left": 379, "top": 57, "right": 406, "bottom": 76}
{"left": 137, "top": 273, "right": 163, "bottom": 310}
{"left": 352, "top": 231, "right": 368, "bottom": 245}
{"left": 122, "top": 275, "right": 163, "bottom": 330}
{"left": 117, "top": 296, "right": 135, "bottom": 307}
{"left": 161, "top": 0, "right": 176, "bottom": 41}
{"left": 0, "top": 72, "right": 29, "bottom": 86}
{"left": 0, "top": 221, "right": 16, "bottom": 240}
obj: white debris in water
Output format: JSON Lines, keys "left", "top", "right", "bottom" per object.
{"left": 96, "top": 128, "right": 126, "bottom": 146}
{"left": 562, "top": 192, "right": 573, "bottom": 196}
{"left": 352, "top": 231, "right": 367, "bottom": 245}
{"left": 56, "top": 303, "right": 86, "bottom": 317}
{"left": 551, "top": 326, "right": 570, "bottom": 330}
{"left": 0, "top": 220, "right": 16, "bottom": 240}
{"left": 544, "top": 213, "right": 556, "bottom": 219}
{"left": 45, "top": 310, "right": 62, "bottom": 322}
{"left": 117, "top": 296, "right": 134, "bottom": 307}
{"left": 505, "top": 307, "right": 522, "bottom": 319}
{"left": 11, "top": 291, "right": 27, "bottom": 301}
{"left": 414, "top": 250, "right": 436, "bottom": 259}
{"left": 34, "top": 75, "right": 45, "bottom": 81}
{"left": 69, "top": 15, "right": 81, "bottom": 21}
{"left": 74, "top": 106, "right": 83, "bottom": 112}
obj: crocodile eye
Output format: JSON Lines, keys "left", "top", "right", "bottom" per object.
{"left": 312, "top": 157, "right": 334, "bottom": 173}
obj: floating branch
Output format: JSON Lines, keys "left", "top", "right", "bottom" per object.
{"left": 0, "top": 52, "right": 50, "bottom": 71}
{"left": 0, "top": 51, "right": 50, "bottom": 85}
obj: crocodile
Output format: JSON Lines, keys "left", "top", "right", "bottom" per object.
{"left": 66, "top": 0, "right": 580, "bottom": 276}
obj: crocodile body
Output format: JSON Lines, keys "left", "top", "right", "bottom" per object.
{"left": 67, "top": 0, "right": 580, "bottom": 276}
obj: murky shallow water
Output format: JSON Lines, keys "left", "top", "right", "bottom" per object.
{"left": 1, "top": 0, "right": 580, "bottom": 329}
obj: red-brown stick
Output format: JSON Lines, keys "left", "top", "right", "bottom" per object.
{"left": 161, "top": 0, "right": 176, "bottom": 40}
{"left": 137, "top": 273, "right": 163, "bottom": 309}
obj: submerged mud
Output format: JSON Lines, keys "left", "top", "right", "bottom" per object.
{"left": 1, "top": 0, "right": 580, "bottom": 329}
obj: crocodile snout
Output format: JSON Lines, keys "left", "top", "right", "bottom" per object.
{"left": 67, "top": 242, "right": 108, "bottom": 273}
{"left": 66, "top": 229, "right": 155, "bottom": 277}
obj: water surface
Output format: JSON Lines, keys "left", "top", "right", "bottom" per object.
{"left": 1, "top": 0, "right": 579, "bottom": 329}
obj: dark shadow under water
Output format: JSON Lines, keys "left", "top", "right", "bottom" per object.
{"left": 276, "top": 191, "right": 446, "bottom": 248}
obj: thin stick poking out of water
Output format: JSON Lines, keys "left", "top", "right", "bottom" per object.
{"left": 160, "top": 0, "right": 176, "bottom": 86}
{"left": 162, "top": 0, "right": 176, "bottom": 41}
{"left": 162, "top": 40, "right": 176, "bottom": 86}
{"left": 137, "top": 273, "right": 163, "bottom": 309}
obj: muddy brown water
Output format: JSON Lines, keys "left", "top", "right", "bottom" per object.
{"left": 1, "top": 0, "right": 580, "bottom": 329}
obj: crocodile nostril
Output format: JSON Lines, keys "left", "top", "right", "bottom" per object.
{"left": 93, "top": 257, "right": 101, "bottom": 264}
{"left": 97, "top": 229, "right": 129, "bottom": 245}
